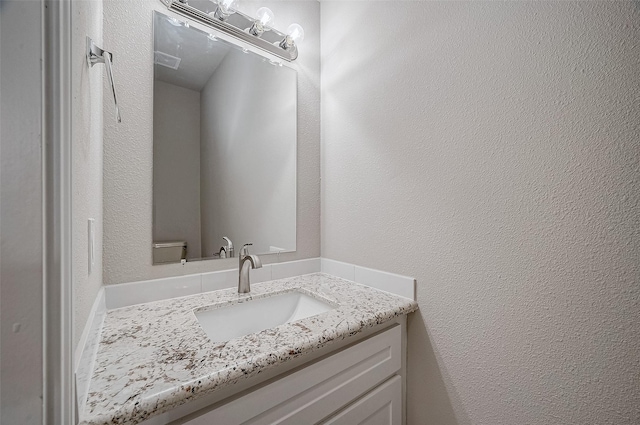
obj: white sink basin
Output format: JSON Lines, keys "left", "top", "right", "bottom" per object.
{"left": 195, "top": 291, "right": 335, "bottom": 343}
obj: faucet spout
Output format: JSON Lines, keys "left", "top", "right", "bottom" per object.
{"left": 238, "top": 244, "right": 262, "bottom": 293}
{"left": 222, "top": 237, "right": 234, "bottom": 258}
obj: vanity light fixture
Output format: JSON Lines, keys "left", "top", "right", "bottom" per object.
{"left": 162, "top": 0, "right": 302, "bottom": 61}
{"left": 249, "top": 7, "right": 274, "bottom": 37}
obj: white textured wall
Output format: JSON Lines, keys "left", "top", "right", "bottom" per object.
{"left": 200, "top": 51, "right": 297, "bottom": 256}
{"left": 103, "top": 0, "right": 320, "bottom": 284}
{"left": 72, "top": 0, "right": 104, "bottom": 350}
{"left": 321, "top": 2, "right": 640, "bottom": 424}
{"left": 153, "top": 81, "right": 202, "bottom": 258}
{"left": 0, "top": 1, "right": 44, "bottom": 422}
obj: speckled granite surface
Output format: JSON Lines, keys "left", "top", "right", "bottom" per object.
{"left": 79, "top": 273, "right": 418, "bottom": 425}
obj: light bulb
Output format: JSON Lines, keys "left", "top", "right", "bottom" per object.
{"left": 256, "top": 7, "right": 274, "bottom": 26}
{"left": 249, "top": 7, "right": 274, "bottom": 37}
{"left": 219, "top": 0, "right": 235, "bottom": 13}
{"left": 211, "top": 0, "right": 236, "bottom": 21}
{"left": 287, "top": 23, "right": 304, "bottom": 43}
{"left": 279, "top": 23, "right": 304, "bottom": 50}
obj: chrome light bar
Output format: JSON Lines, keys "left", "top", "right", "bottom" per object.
{"left": 163, "top": 0, "right": 299, "bottom": 61}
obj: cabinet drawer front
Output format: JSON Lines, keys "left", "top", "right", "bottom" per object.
{"left": 185, "top": 325, "right": 401, "bottom": 425}
{"left": 321, "top": 376, "right": 402, "bottom": 425}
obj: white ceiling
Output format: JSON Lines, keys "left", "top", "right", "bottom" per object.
{"left": 154, "top": 12, "right": 231, "bottom": 92}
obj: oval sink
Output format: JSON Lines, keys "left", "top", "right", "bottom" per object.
{"left": 195, "top": 291, "right": 335, "bottom": 343}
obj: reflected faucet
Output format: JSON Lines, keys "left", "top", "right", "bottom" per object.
{"left": 223, "top": 236, "right": 234, "bottom": 258}
{"left": 238, "top": 243, "right": 262, "bottom": 293}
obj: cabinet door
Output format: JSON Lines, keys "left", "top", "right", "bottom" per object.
{"left": 321, "top": 376, "right": 401, "bottom": 425}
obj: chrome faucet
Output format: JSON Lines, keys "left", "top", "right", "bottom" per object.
{"left": 238, "top": 243, "right": 262, "bottom": 293}
{"left": 222, "top": 236, "right": 234, "bottom": 258}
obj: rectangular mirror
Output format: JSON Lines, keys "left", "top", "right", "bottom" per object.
{"left": 153, "top": 11, "right": 297, "bottom": 264}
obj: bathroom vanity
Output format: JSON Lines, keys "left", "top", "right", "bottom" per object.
{"left": 78, "top": 273, "right": 417, "bottom": 425}
{"left": 72, "top": 1, "right": 418, "bottom": 423}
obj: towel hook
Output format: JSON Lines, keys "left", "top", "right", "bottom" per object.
{"left": 86, "top": 36, "right": 121, "bottom": 123}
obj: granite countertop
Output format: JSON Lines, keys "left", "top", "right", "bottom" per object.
{"left": 79, "top": 273, "right": 418, "bottom": 425}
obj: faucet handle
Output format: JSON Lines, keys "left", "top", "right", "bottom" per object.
{"left": 240, "top": 243, "right": 253, "bottom": 257}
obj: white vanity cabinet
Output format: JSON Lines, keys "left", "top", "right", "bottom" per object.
{"left": 180, "top": 324, "right": 405, "bottom": 425}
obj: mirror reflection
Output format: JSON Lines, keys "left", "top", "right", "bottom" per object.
{"left": 152, "top": 11, "right": 297, "bottom": 264}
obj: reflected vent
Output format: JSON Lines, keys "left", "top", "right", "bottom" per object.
{"left": 154, "top": 51, "right": 181, "bottom": 70}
